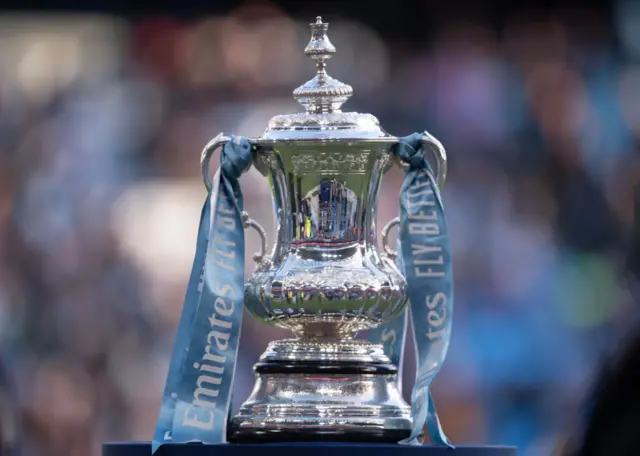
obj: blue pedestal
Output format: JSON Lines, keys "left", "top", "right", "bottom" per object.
{"left": 103, "top": 442, "right": 517, "bottom": 456}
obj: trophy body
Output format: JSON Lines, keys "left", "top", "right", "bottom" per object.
{"left": 245, "top": 140, "right": 406, "bottom": 339}
{"left": 198, "top": 17, "right": 447, "bottom": 444}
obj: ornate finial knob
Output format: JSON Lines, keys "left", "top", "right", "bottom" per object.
{"left": 304, "top": 17, "right": 336, "bottom": 59}
{"left": 293, "top": 17, "right": 353, "bottom": 114}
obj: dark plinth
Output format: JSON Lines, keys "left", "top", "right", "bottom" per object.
{"left": 103, "top": 442, "right": 518, "bottom": 456}
{"left": 228, "top": 426, "right": 410, "bottom": 443}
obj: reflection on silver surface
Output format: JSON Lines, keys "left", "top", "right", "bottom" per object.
{"left": 244, "top": 141, "right": 406, "bottom": 339}
{"left": 260, "top": 339, "right": 391, "bottom": 364}
{"left": 233, "top": 339, "right": 411, "bottom": 435}
{"left": 299, "top": 180, "right": 359, "bottom": 245}
{"left": 234, "top": 371, "right": 411, "bottom": 433}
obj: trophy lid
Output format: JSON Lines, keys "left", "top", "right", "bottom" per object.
{"left": 260, "top": 17, "right": 390, "bottom": 141}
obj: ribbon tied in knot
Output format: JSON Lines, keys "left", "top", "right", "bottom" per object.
{"left": 221, "top": 136, "right": 253, "bottom": 180}
{"left": 394, "top": 132, "right": 428, "bottom": 170}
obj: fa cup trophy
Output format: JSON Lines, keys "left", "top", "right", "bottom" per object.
{"left": 104, "top": 16, "right": 516, "bottom": 456}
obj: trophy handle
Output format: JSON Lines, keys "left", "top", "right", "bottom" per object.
{"left": 200, "top": 133, "right": 271, "bottom": 268}
{"left": 395, "top": 131, "right": 447, "bottom": 188}
{"left": 383, "top": 132, "right": 446, "bottom": 261}
{"left": 381, "top": 217, "right": 400, "bottom": 260}
{"left": 241, "top": 211, "right": 270, "bottom": 266}
{"left": 201, "top": 133, "right": 231, "bottom": 192}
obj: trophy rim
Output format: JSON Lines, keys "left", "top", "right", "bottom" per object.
{"left": 252, "top": 137, "right": 398, "bottom": 146}
{"left": 260, "top": 339, "right": 392, "bottom": 364}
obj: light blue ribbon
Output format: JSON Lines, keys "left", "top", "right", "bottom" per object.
{"left": 152, "top": 136, "right": 252, "bottom": 452}
{"left": 368, "top": 133, "right": 454, "bottom": 447}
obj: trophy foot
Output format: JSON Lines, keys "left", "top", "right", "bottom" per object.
{"left": 229, "top": 340, "right": 411, "bottom": 443}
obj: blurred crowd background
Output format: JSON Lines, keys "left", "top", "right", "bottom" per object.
{"left": 0, "top": 0, "right": 639, "bottom": 455}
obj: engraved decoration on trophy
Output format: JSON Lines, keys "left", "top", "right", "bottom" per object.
{"left": 152, "top": 16, "right": 453, "bottom": 450}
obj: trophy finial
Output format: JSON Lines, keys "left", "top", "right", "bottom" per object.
{"left": 304, "top": 17, "right": 336, "bottom": 59}
{"left": 293, "top": 16, "right": 353, "bottom": 114}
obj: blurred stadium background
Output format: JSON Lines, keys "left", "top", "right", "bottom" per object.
{"left": 0, "top": 0, "right": 638, "bottom": 455}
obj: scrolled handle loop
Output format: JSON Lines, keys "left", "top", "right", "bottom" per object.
{"left": 241, "top": 211, "right": 270, "bottom": 266}
{"left": 395, "top": 131, "right": 448, "bottom": 189}
{"left": 381, "top": 217, "right": 400, "bottom": 259}
{"left": 201, "top": 133, "right": 231, "bottom": 192}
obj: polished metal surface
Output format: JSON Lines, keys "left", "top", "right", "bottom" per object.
{"left": 381, "top": 218, "right": 400, "bottom": 260}
{"left": 260, "top": 16, "right": 389, "bottom": 141}
{"left": 198, "top": 17, "right": 448, "bottom": 439}
{"left": 243, "top": 139, "right": 407, "bottom": 340}
{"left": 242, "top": 211, "right": 269, "bottom": 265}
{"left": 293, "top": 16, "right": 353, "bottom": 115}
{"left": 231, "top": 369, "right": 411, "bottom": 437}
{"left": 261, "top": 339, "right": 391, "bottom": 364}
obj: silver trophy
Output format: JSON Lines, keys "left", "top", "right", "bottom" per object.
{"left": 201, "top": 17, "right": 447, "bottom": 443}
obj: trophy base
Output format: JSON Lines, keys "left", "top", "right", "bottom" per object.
{"left": 103, "top": 442, "right": 518, "bottom": 456}
{"left": 229, "top": 339, "right": 412, "bottom": 443}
